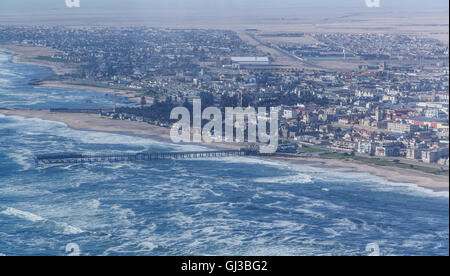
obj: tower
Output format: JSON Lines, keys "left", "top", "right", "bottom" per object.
{"left": 375, "top": 107, "right": 383, "bottom": 122}
{"left": 113, "top": 93, "right": 117, "bottom": 113}
{"left": 430, "top": 90, "right": 436, "bottom": 102}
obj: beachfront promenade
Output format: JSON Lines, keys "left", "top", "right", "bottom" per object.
{"left": 35, "top": 149, "right": 252, "bottom": 166}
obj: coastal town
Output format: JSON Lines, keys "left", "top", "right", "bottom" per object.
{"left": 0, "top": 25, "right": 448, "bottom": 171}
{"left": 0, "top": 0, "right": 449, "bottom": 258}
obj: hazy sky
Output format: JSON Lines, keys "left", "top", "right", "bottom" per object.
{"left": 1, "top": 0, "right": 448, "bottom": 13}
{"left": 1, "top": 0, "right": 448, "bottom": 28}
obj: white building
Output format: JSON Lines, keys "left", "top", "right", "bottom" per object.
{"left": 282, "top": 108, "right": 298, "bottom": 119}
{"left": 358, "top": 141, "right": 377, "bottom": 155}
{"left": 231, "top": 57, "right": 270, "bottom": 67}
{"left": 387, "top": 122, "right": 420, "bottom": 133}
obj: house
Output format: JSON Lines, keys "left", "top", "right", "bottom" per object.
{"left": 422, "top": 150, "right": 440, "bottom": 163}
{"left": 375, "top": 143, "right": 400, "bottom": 157}
{"left": 358, "top": 141, "right": 377, "bottom": 155}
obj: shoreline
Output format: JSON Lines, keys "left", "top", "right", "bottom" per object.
{"left": 0, "top": 45, "right": 150, "bottom": 105}
{"left": 0, "top": 44, "right": 75, "bottom": 75}
{"left": 265, "top": 156, "right": 449, "bottom": 193}
{"left": 39, "top": 80, "right": 149, "bottom": 105}
{"left": 0, "top": 45, "right": 448, "bottom": 194}
{"left": 0, "top": 109, "right": 448, "bottom": 193}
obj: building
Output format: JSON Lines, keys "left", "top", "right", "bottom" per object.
{"left": 358, "top": 141, "right": 377, "bottom": 155}
{"left": 282, "top": 108, "right": 298, "bottom": 119}
{"left": 303, "top": 112, "right": 318, "bottom": 124}
{"left": 375, "top": 143, "right": 400, "bottom": 157}
{"left": 375, "top": 108, "right": 384, "bottom": 122}
{"left": 406, "top": 117, "right": 449, "bottom": 129}
{"left": 425, "top": 109, "right": 447, "bottom": 119}
{"left": 422, "top": 150, "right": 440, "bottom": 164}
{"left": 406, "top": 148, "right": 422, "bottom": 160}
{"left": 332, "top": 140, "right": 357, "bottom": 152}
{"left": 387, "top": 122, "right": 420, "bottom": 133}
{"left": 231, "top": 57, "right": 270, "bottom": 68}
{"left": 438, "top": 158, "right": 449, "bottom": 167}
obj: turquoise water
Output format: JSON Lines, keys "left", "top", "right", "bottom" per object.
{"left": 0, "top": 52, "right": 448, "bottom": 256}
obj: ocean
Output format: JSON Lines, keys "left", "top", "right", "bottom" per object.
{"left": 0, "top": 51, "right": 448, "bottom": 256}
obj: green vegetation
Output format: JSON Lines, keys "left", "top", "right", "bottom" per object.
{"left": 320, "top": 152, "right": 449, "bottom": 176}
{"left": 298, "top": 145, "right": 327, "bottom": 153}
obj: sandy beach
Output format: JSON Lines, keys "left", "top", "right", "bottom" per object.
{"left": 0, "top": 45, "right": 448, "bottom": 194}
{"left": 39, "top": 80, "right": 151, "bottom": 105}
{"left": 0, "top": 44, "right": 76, "bottom": 75}
{"left": 0, "top": 109, "right": 448, "bottom": 193}
{"left": 0, "top": 44, "right": 151, "bottom": 105}
{"left": 267, "top": 156, "right": 449, "bottom": 192}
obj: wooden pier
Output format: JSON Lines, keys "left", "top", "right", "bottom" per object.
{"left": 34, "top": 150, "right": 249, "bottom": 166}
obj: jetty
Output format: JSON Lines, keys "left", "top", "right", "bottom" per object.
{"left": 34, "top": 149, "right": 251, "bottom": 166}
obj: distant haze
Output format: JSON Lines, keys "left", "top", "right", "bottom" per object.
{"left": 1, "top": 0, "right": 448, "bottom": 13}
{"left": 0, "top": 0, "right": 448, "bottom": 30}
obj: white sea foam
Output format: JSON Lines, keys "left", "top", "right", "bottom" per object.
{"left": 0, "top": 183, "right": 53, "bottom": 198}
{"left": 302, "top": 198, "right": 344, "bottom": 210}
{"left": 1, "top": 115, "right": 68, "bottom": 130}
{"left": 293, "top": 208, "right": 325, "bottom": 218}
{"left": 231, "top": 153, "right": 448, "bottom": 200}
{"left": 222, "top": 155, "right": 283, "bottom": 167}
{"left": 51, "top": 128, "right": 181, "bottom": 153}
{"left": 102, "top": 235, "right": 162, "bottom": 255}
{"left": 87, "top": 199, "right": 101, "bottom": 209}
{"left": 6, "top": 148, "right": 34, "bottom": 171}
{"left": 257, "top": 189, "right": 297, "bottom": 199}
{"left": 1, "top": 207, "right": 84, "bottom": 235}
{"left": 0, "top": 55, "right": 10, "bottom": 63}
{"left": 173, "top": 143, "right": 209, "bottom": 152}
{"left": 376, "top": 178, "right": 449, "bottom": 198}
{"left": 6, "top": 115, "right": 446, "bottom": 203}
{"left": 352, "top": 173, "right": 450, "bottom": 199}
{"left": 0, "top": 78, "right": 12, "bottom": 87}
{"left": 264, "top": 200, "right": 326, "bottom": 218}
{"left": 323, "top": 227, "right": 341, "bottom": 238}
{"left": 333, "top": 218, "right": 359, "bottom": 231}
{"left": 58, "top": 223, "right": 85, "bottom": 235}
{"left": 0, "top": 70, "right": 19, "bottom": 77}
{"left": 254, "top": 173, "right": 312, "bottom": 184}
{"left": 110, "top": 205, "right": 136, "bottom": 221}
{"left": 206, "top": 188, "right": 223, "bottom": 197}
{"left": 139, "top": 241, "right": 157, "bottom": 251}
{"left": 54, "top": 128, "right": 160, "bottom": 147}
{"left": 1, "top": 207, "right": 44, "bottom": 222}
{"left": 2, "top": 114, "right": 176, "bottom": 152}
{"left": 311, "top": 165, "right": 449, "bottom": 199}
